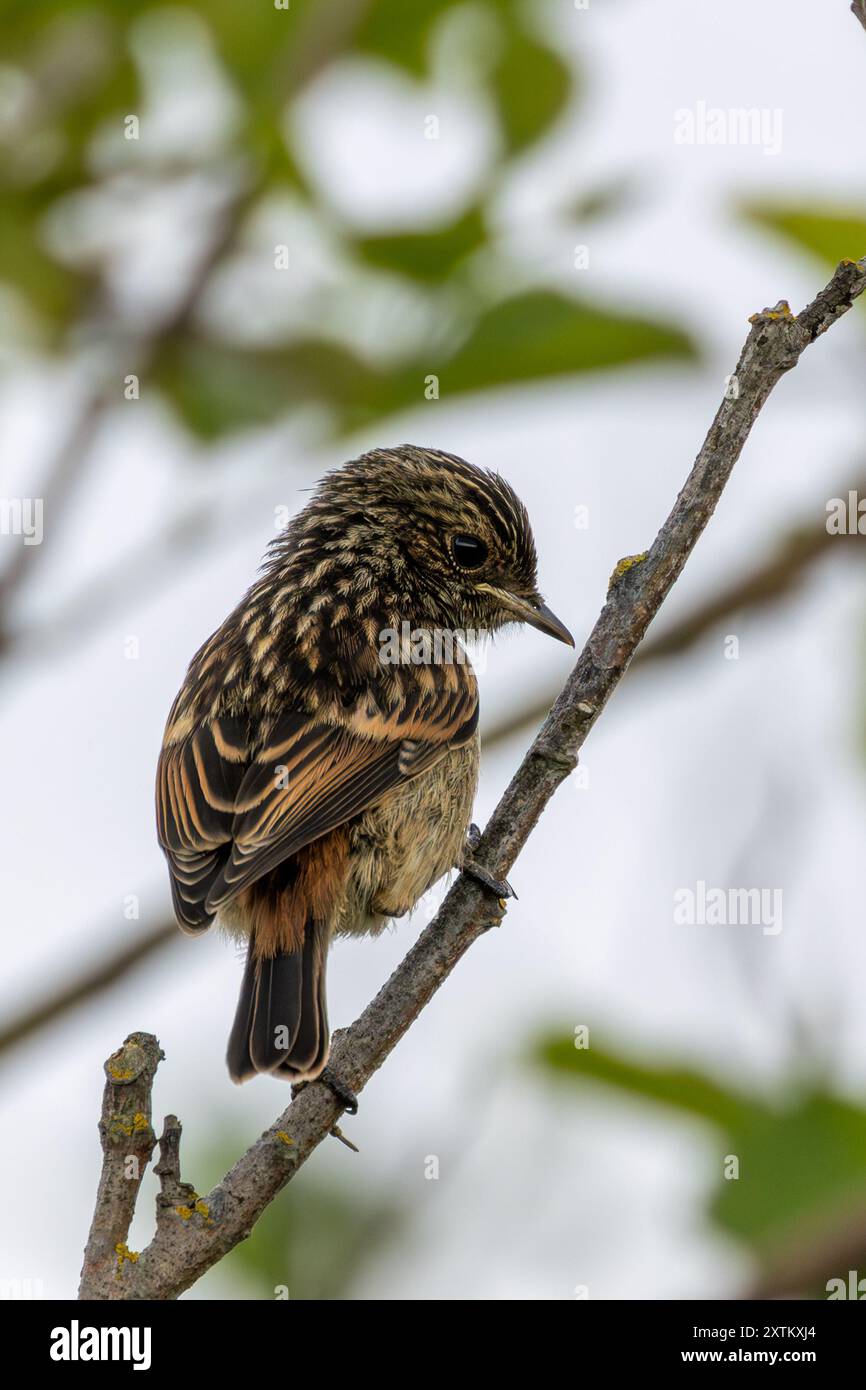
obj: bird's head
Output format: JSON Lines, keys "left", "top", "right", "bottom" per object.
{"left": 291, "top": 444, "right": 574, "bottom": 648}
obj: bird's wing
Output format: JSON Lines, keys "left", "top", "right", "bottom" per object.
{"left": 156, "top": 669, "right": 478, "bottom": 928}
{"left": 155, "top": 714, "right": 249, "bottom": 932}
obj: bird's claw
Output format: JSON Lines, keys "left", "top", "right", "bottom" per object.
{"left": 461, "top": 829, "right": 517, "bottom": 905}
{"left": 466, "top": 822, "right": 483, "bottom": 853}
{"left": 463, "top": 861, "right": 516, "bottom": 903}
{"left": 319, "top": 1066, "right": 359, "bottom": 1115}
{"left": 292, "top": 1065, "right": 359, "bottom": 1116}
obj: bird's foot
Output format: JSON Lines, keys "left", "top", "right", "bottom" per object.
{"left": 461, "top": 825, "right": 517, "bottom": 908}
{"left": 320, "top": 1066, "right": 359, "bottom": 1115}
{"left": 465, "top": 821, "right": 483, "bottom": 853}
{"left": 292, "top": 1065, "right": 359, "bottom": 1116}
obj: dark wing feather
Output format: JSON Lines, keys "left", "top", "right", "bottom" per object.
{"left": 158, "top": 667, "right": 478, "bottom": 927}
{"left": 204, "top": 679, "right": 478, "bottom": 913}
{"left": 155, "top": 715, "right": 248, "bottom": 932}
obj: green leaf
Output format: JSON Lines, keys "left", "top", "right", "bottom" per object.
{"left": 185, "top": 0, "right": 311, "bottom": 103}
{"left": 157, "top": 288, "right": 696, "bottom": 440}
{"left": 353, "top": 0, "right": 467, "bottom": 75}
{"left": 537, "top": 1032, "right": 750, "bottom": 1132}
{"left": 0, "top": 204, "right": 89, "bottom": 331}
{"left": 353, "top": 206, "right": 487, "bottom": 282}
{"left": 441, "top": 290, "right": 697, "bottom": 391}
{"left": 153, "top": 338, "right": 385, "bottom": 440}
{"left": 710, "top": 1092, "right": 866, "bottom": 1252}
{"left": 489, "top": 14, "right": 573, "bottom": 154}
{"left": 0, "top": 8, "right": 142, "bottom": 333}
{"left": 535, "top": 1032, "right": 866, "bottom": 1262}
{"left": 742, "top": 204, "right": 866, "bottom": 271}
{"left": 0, "top": 0, "right": 148, "bottom": 49}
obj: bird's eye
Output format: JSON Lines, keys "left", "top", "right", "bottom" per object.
{"left": 450, "top": 534, "right": 488, "bottom": 570}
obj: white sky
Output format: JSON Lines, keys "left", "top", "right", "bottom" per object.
{"left": 2, "top": 0, "right": 866, "bottom": 1299}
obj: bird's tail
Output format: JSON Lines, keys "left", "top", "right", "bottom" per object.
{"left": 226, "top": 921, "right": 330, "bottom": 1083}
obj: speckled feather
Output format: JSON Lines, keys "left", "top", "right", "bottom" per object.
{"left": 156, "top": 444, "right": 547, "bottom": 1083}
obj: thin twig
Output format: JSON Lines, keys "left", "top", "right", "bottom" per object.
{"left": 0, "top": 918, "right": 177, "bottom": 1057}
{"left": 485, "top": 490, "right": 866, "bottom": 746}
{"left": 76, "top": 257, "right": 866, "bottom": 1300}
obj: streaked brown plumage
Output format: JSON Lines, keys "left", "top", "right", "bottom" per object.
{"left": 156, "top": 444, "right": 572, "bottom": 1084}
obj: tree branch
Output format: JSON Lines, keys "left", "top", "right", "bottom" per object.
{"left": 485, "top": 480, "right": 866, "bottom": 747}
{"left": 0, "top": 918, "right": 178, "bottom": 1058}
{"left": 78, "top": 258, "right": 866, "bottom": 1300}
{"left": 7, "top": 490, "right": 862, "bottom": 1064}
{"left": 78, "top": 1033, "right": 163, "bottom": 1300}
{"left": 8, "top": 478, "right": 864, "bottom": 1066}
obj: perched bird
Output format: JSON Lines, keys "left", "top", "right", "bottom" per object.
{"left": 156, "top": 445, "right": 572, "bottom": 1092}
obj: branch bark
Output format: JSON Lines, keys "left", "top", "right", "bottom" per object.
{"left": 485, "top": 489, "right": 866, "bottom": 747}
{"left": 78, "top": 257, "right": 866, "bottom": 1300}
{"left": 78, "top": 1033, "right": 163, "bottom": 1300}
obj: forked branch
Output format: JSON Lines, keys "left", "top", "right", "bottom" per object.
{"left": 78, "top": 256, "right": 866, "bottom": 1300}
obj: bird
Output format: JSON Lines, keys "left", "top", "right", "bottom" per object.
{"left": 156, "top": 444, "right": 573, "bottom": 1096}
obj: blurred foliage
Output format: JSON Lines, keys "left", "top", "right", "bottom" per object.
{"left": 742, "top": 200, "right": 866, "bottom": 764}
{"left": 354, "top": 205, "right": 488, "bottom": 282}
{"left": 742, "top": 202, "right": 866, "bottom": 295}
{"left": 354, "top": 0, "right": 469, "bottom": 74}
{"left": 155, "top": 291, "right": 692, "bottom": 440}
{"left": 0, "top": 0, "right": 697, "bottom": 440}
{"left": 568, "top": 175, "right": 636, "bottom": 224}
{"left": 489, "top": 7, "right": 572, "bottom": 155}
{"left": 194, "top": 1136, "right": 405, "bottom": 1300}
{"left": 535, "top": 1033, "right": 866, "bottom": 1283}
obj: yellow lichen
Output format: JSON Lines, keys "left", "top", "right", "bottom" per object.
{"left": 115, "top": 1243, "right": 139, "bottom": 1270}
{"left": 108, "top": 1110, "right": 151, "bottom": 1138}
{"left": 175, "top": 1198, "right": 212, "bottom": 1224}
{"left": 107, "top": 1064, "right": 134, "bottom": 1081}
{"left": 749, "top": 300, "right": 792, "bottom": 324}
{"left": 275, "top": 1130, "right": 295, "bottom": 1146}
{"left": 609, "top": 552, "right": 647, "bottom": 588}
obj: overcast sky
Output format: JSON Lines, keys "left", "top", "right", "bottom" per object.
{"left": 2, "top": 0, "right": 865, "bottom": 1299}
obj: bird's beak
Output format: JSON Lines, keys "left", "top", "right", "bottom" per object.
{"left": 476, "top": 584, "right": 575, "bottom": 647}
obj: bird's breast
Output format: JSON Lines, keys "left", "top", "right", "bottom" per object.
{"left": 337, "top": 732, "right": 481, "bottom": 937}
